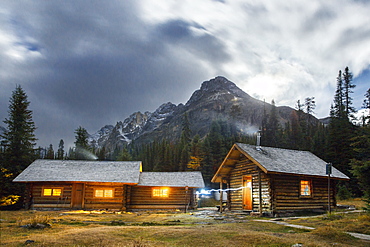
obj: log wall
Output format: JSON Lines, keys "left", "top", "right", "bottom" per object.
{"left": 271, "top": 174, "right": 336, "bottom": 213}
{"left": 31, "top": 182, "right": 72, "bottom": 208}
{"left": 128, "top": 186, "right": 195, "bottom": 210}
{"left": 228, "top": 160, "right": 271, "bottom": 212}
{"left": 84, "top": 182, "right": 125, "bottom": 210}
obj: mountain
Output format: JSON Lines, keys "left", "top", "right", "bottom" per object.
{"left": 88, "top": 76, "right": 300, "bottom": 152}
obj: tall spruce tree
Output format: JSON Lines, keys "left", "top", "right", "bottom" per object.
{"left": 45, "top": 144, "right": 55, "bottom": 159}
{"left": 178, "top": 113, "right": 191, "bottom": 171}
{"left": 327, "top": 68, "right": 356, "bottom": 184}
{"left": 56, "top": 139, "right": 65, "bottom": 160}
{"left": 342, "top": 67, "right": 356, "bottom": 120}
{"left": 363, "top": 88, "right": 370, "bottom": 125}
{"left": 74, "top": 126, "right": 90, "bottom": 160}
{"left": 265, "top": 100, "right": 280, "bottom": 147}
{"left": 1, "top": 85, "right": 37, "bottom": 206}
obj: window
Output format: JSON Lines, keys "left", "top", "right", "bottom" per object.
{"left": 152, "top": 187, "right": 169, "bottom": 198}
{"left": 300, "top": 180, "right": 312, "bottom": 197}
{"left": 43, "top": 188, "right": 62, "bottom": 196}
{"left": 94, "top": 189, "right": 114, "bottom": 198}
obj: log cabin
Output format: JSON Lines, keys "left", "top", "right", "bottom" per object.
{"left": 211, "top": 143, "right": 349, "bottom": 215}
{"left": 13, "top": 160, "right": 205, "bottom": 211}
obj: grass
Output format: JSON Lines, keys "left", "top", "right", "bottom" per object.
{"left": 0, "top": 200, "right": 369, "bottom": 247}
{"left": 286, "top": 199, "right": 370, "bottom": 235}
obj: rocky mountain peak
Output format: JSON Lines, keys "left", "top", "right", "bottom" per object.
{"left": 200, "top": 76, "right": 236, "bottom": 92}
{"left": 186, "top": 76, "right": 250, "bottom": 106}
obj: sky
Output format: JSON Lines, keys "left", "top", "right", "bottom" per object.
{"left": 1, "top": 0, "right": 369, "bottom": 149}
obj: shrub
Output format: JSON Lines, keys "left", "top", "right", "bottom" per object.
{"left": 336, "top": 184, "right": 352, "bottom": 200}
{"left": 17, "top": 214, "right": 51, "bottom": 229}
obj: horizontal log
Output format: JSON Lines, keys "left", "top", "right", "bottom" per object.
{"left": 33, "top": 204, "right": 71, "bottom": 208}
{"left": 275, "top": 206, "right": 325, "bottom": 210}
{"left": 129, "top": 205, "right": 187, "bottom": 209}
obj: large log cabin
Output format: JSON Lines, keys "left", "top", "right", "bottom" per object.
{"left": 13, "top": 160, "right": 205, "bottom": 211}
{"left": 212, "top": 143, "right": 349, "bottom": 215}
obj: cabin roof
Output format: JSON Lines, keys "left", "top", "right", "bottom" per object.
{"left": 212, "top": 143, "right": 349, "bottom": 182}
{"left": 138, "top": 172, "right": 205, "bottom": 188}
{"left": 13, "top": 160, "right": 142, "bottom": 183}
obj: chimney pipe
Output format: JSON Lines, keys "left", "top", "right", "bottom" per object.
{"left": 256, "top": 131, "right": 261, "bottom": 150}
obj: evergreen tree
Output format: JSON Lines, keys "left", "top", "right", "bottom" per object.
{"left": 116, "top": 146, "right": 132, "bottom": 161}
{"left": 363, "top": 88, "right": 370, "bottom": 125}
{"left": 327, "top": 67, "right": 357, "bottom": 194}
{"left": 178, "top": 113, "right": 192, "bottom": 171}
{"left": 342, "top": 67, "right": 356, "bottom": 120}
{"left": 97, "top": 146, "right": 107, "bottom": 161}
{"left": 265, "top": 100, "right": 280, "bottom": 147}
{"left": 350, "top": 125, "right": 370, "bottom": 208}
{"left": 289, "top": 110, "right": 304, "bottom": 149}
{"left": 56, "top": 139, "right": 65, "bottom": 160}
{"left": 74, "top": 126, "right": 90, "bottom": 160}
{"left": 1, "top": 85, "right": 37, "bottom": 206}
{"left": 45, "top": 144, "right": 55, "bottom": 159}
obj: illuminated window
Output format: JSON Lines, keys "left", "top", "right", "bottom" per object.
{"left": 300, "top": 180, "right": 312, "bottom": 196}
{"left": 43, "top": 188, "right": 62, "bottom": 196}
{"left": 94, "top": 189, "right": 114, "bottom": 198}
{"left": 152, "top": 188, "right": 169, "bottom": 198}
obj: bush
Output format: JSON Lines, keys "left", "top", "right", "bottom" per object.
{"left": 17, "top": 215, "right": 51, "bottom": 229}
{"left": 336, "top": 184, "right": 352, "bottom": 200}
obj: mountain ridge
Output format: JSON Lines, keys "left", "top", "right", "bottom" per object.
{"left": 88, "top": 76, "right": 302, "bottom": 152}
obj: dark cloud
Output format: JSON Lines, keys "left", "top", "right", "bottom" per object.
{"left": 1, "top": 0, "right": 369, "bottom": 149}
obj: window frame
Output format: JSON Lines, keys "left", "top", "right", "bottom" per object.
{"left": 42, "top": 187, "right": 63, "bottom": 197}
{"left": 152, "top": 187, "right": 170, "bottom": 198}
{"left": 93, "top": 188, "right": 114, "bottom": 198}
{"left": 299, "top": 179, "right": 313, "bottom": 198}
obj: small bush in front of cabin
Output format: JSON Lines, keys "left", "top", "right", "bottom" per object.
{"left": 17, "top": 214, "right": 51, "bottom": 229}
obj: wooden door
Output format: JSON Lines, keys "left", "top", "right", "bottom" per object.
{"left": 243, "top": 176, "right": 252, "bottom": 210}
{"left": 72, "top": 183, "right": 84, "bottom": 208}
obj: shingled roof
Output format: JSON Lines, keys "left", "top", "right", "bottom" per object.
{"left": 14, "top": 160, "right": 206, "bottom": 188}
{"left": 212, "top": 143, "right": 349, "bottom": 182}
{"left": 13, "top": 160, "right": 142, "bottom": 184}
{"left": 138, "top": 172, "right": 205, "bottom": 188}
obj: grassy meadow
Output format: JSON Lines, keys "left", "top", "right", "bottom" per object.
{"left": 1, "top": 200, "right": 369, "bottom": 247}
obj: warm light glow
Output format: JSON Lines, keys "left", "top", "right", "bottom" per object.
{"left": 152, "top": 187, "right": 169, "bottom": 197}
{"left": 300, "top": 180, "right": 311, "bottom": 196}
{"left": 43, "top": 189, "right": 52, "bottom": 196}
{"left": 43, "top": 188, "right": 62, "bottom": 196}
{"left": 94, "top": 189, "right": 114, "bottom": 198}
{"left": 53, "top": 188, "right": 62, "bottom": 196}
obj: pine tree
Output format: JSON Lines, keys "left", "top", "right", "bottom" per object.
{"left": 350, "top": 125, "right": 370, "bottom": 207}
{"left": 116, "top": 146, "right": 132, "bottom": 161}
{"left": 1, "top": 85, "right": 37, "bottom": 206}
{"left": 265, "top": 100, "right": 280, "bottom": 147}
{"left": 178, "top": 113, "right": 192, "bottom": 171}
{"left": 45, "top": 144, "right": 55, "bottom": 159}
{"left": 74, "top": 126, "right": 90, "bottom": 160}
{"left": 1, "top": 85, "right": 37, "bottom": 174}
{"left": 327, "top": 67, "right": 357, "bottom": 183}
{"left": 342, "top": 67, "right": 356, "bottom": 120}
{"left": 56, "top": 139, "right": 65, "bottom": 160}
{"left": 363, "top": 88, "right": 370, "bottom": 125}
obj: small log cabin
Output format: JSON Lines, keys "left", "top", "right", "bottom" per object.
{"left": 212, "top": 143, "right": 349, "bottom": 215}
{"left": 13, "top": 160, "right": 205, "bottom": 211}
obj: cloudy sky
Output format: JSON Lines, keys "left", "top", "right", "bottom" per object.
{"left": 1, "top": 0, "right": 369, "bottom": 149}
